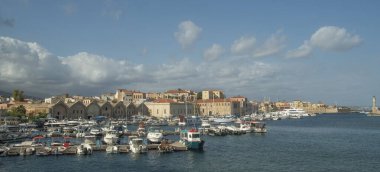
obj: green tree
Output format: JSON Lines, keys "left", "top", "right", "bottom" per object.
{"left": 8, "top": 105, "right": 26, "bottom": 118}
{"left": 12, "top": 89, "right": 24, "bottom": 101}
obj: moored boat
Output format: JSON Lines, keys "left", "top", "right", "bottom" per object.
{"left": 179, "top": 128, "right": 205, "bottom": 150}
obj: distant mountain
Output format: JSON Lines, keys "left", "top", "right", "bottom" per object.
{"left": 0, "top": 90, "right": 42, "bottom": 100}
{"left": 0, "top": 90, "right": 12, "bottom": 97}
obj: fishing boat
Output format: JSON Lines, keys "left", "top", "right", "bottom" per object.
{"left": 129, "top": 136, "right": 147, "bottom": 154}
{"left": 146, "top": 127, "right": 163, "bottom": 144}
{"left": 179, "top": 128, "right": 205, "bottom": 150}
{"left": 250, "top": 121, "right": 267, "bottom": 133}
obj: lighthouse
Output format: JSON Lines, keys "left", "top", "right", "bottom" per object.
{"left": 372, "top": 96, "right": 378, "bottom": 114}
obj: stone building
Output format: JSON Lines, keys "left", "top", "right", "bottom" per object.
{"left": 196, "top": 99, "right": 240, "bottom": 117}
{"left": 145, "top": 99, "right": 194, "bottom": 119}
{"left": 86, "top": 101, "right": 100, "bottom": 119}
{"left": 202, "top": 90, "right": 225, "bottom": 100}
{"left": 50, "top": 101, "right": 68, "bottom": 120}
{"left": 67, "top": 101, "right": 87, "bottom": 120}
{"left": 99, "top": 101, "right": 113, "bottom": 118}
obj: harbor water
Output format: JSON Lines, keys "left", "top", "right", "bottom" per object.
{"left": 1, "top": 113, "right": 380, "bottom": 172}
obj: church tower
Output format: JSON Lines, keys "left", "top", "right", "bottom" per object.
{"left": 372, "top": 96, "right": 377, "bottom": 113}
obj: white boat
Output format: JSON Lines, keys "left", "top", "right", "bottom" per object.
{"left": 282, "top": 108, "right": 308, "bottom": 119}
{"left": 90, "top": 128, "right": 103, "bottom": 136}
{"left": 129, "top": 136, "right": 147, "bottom": 154}
{"left": 147, "top": 127, "right": 163, "bottom": 144}
{"left": 103, "top": 130, "right": 119, "bottom": 145}
{"left": 77, "top": 143, "right": 93, "bottom": 155}
{"left": 213, "top": 118, "right": 235, "bottom": 123}
{"left": 106, "top": 145, "right": 119, "bottom": 153}
{"left": 250, "top": 121, "right": 267, "bottom": 133}
{"left": 239, "top": 122, "right": 253, "bottom": 133}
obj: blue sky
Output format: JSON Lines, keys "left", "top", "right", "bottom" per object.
{"left": 0, "top": 0, "right": 379, "bottom": 106}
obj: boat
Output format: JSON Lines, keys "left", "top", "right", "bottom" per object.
{"left": 146, "top": 127, "right": 163, "bottom": 144}
{"left": 239, "top": 122, "right": 253, "bottom": 133}
{"left": 213, "top": 117, "right": 235, "bottom": 123}
{"left": 103, "top": 130, "right": 119, "bottom": 145}
{"left": 77, "top": 143, "right": 93, "bottom": 155}
{"left": 250, "top": 121, "right": 267, "bottom": 133}
{"left": 106, "top": 145, "right": 119, "bottom": 153}
{"left": 186, "top": 116, "right": 202, "bottom": 126}
{"left": 89, "top": 128, "right": 102, "bottom": 136}
{"left": 136, "top": 122, "right": 146, "bottom": 137}
{"left": 129, "top": 136, "right": 147, "bottom": 154}
{"left": 179, "top": 128, "right": 205, "bottom": 150}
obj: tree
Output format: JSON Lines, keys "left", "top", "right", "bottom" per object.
{"left": 12, "top": 89, "right": 24, "bottom": 102}
{"left": 8, "top": 105, "right": 26, "bottom": 118}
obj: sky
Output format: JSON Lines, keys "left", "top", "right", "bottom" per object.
{"left": 0, "top": 0, "right": 379, "bottom": 106}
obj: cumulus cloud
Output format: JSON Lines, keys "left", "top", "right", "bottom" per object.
{"left": 61, "top": 52, "right": 146, "bottom": 86}
{"left": 203, "top": 44, "right": 225, "bottom": 61}
{"left": 0, "top": 16, "right": 15, "bottom": 27}
{"left": 253, "top": 31, "right": 286, "bottom": 58}
{"left": 174, "top": 20, "right": 202, "bottom": 49}
{"left": 310, "top": 26, "right": 362, "bottom": 51}
{"left": 286, "top": 41, "right": 313, "bottom": 58}
{"left": 0, "top": 37, "right": 69, "bottom": 83}
{"left": 287, "top": 26, "right": 362, "bottom": 58}
{"left": 230, "top": 36, "right": 256, "bottom": 55}
{"left": 0, "top": 36, "right": 278, "bottom": 98}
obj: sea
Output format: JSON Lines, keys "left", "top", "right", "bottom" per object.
{"left": 1, "top": 113, "right": 380, "bottom": 172}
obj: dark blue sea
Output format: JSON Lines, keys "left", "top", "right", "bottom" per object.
{"left": 1, "top": 113, "right": 380, "bottom": 172}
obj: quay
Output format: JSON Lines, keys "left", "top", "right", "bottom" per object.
{"left": 1, "top": 140, "right": 188, "bottom": 157}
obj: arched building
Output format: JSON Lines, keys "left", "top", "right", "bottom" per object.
{"left": 50, "top": 101, "right": 68, "bottom": 120}
{"left": 86, "top": 101, "right": 100, "bottom": 119}
{"left": 67, "top": 101, "right": 87, "bottom": 119}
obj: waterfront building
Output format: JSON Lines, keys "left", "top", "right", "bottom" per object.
{"left": 196, "top": 99, "right": 240, "bottom": 117}
{"left": 125, "top": 103, "right": 138, "bottom": 119}
{"left": 66, "top": 101, "right": 87, "bottom": 120}
{"left": 112, "top": 101, "right": 127, "bottom": 119}
{"left": 145, "top": 99, "right": 194, "bottom": 119}
{"left": 99, "top": 101, "right": 113, "bottom": 118}
{"left": 86, "top": 101, "right": 101, "bottom": 119}
{"left": 50, "top": 101, "right": 68, "bottom": 120}
{"left": 229, "top": 96, "right": 249, "bottom": 115}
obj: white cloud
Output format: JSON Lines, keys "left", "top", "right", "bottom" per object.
{"left": 253, "top": 31, "right": 286, "bottom": 58}
{"left": 62, "top": 52, "right": 146, "bottom": 86}
{"left": 286, "top": 41, "right": 313, "bottom": 58}
{"left": 174, "top": 20, "right": 202, "bottom": 49}
{"left": 203, "top": 44, "right": 225, "bottom": 61}
{"left": 0, "top": 37, "right": 69, "bottom": 83}
{"left": 230, "top": 36, "right": 256, "bottom": 55}
{"left": 0, "top": 36, "right": 278, "bottom": 99}
{"left": 310, "top": 26, "right": 362, "bottom": 51}
{"left": 286, "top": 26, "right": 362, "bottom": 58}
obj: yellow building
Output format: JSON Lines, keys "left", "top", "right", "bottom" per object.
{"left": 145, "top": 99, "right": 194, "bottom": 119}
{"left": 197, "top": 99, "right": 240, "bottom": 117}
